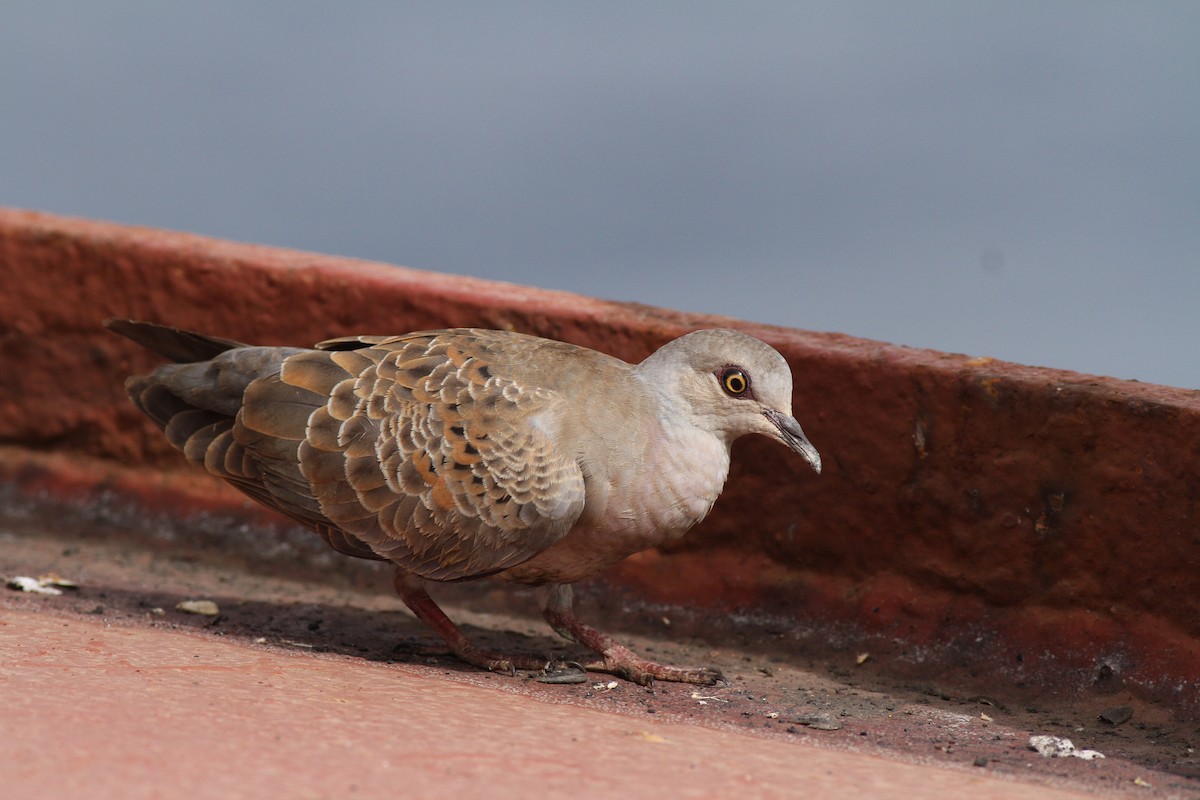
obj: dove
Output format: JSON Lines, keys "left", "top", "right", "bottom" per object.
{"left": 107, "top": 319, "right": 821, "bottom": 685}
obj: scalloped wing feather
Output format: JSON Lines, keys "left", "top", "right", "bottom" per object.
{"left": 290, "top": 331, "right": 588, "bottom": 580}
{"left": 122, "top": 327, "right": 589, "bottom": 580}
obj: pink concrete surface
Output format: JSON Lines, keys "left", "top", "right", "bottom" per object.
{"left": 0, "top": 608, "right": 1095, "bottom": 800}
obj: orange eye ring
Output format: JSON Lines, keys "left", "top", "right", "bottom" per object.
{"left": 720, "top": 368, "right": 749, "bottom": 397}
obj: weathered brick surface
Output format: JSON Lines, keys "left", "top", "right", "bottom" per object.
{"left": 3, "top": 208, "right": 1197, "bottom": 707}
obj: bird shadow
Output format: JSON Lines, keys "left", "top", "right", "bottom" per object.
{"left": 19, "top": 576, "right": 584, "bottom": 678}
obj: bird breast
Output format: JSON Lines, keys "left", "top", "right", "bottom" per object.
{"left": 501, "top": 412, "right": 731, "bottom": 585}
{"left": 629, "top": 416, "right": 731, "bottom": 537}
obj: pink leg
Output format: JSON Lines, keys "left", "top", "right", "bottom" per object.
{"left": 541, "top": 585, "right": 724, "bottom": 687}
{"left": 393, "top": 570, "right": 546, "bottom": 675}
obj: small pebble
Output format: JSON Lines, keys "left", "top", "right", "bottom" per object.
{"left": 6, "top": 576, "right": 63, "bottom": 595}
{"left": 175, "top": 599, "right": 220, "bottom": 616}
{"left": 1099, "top": 705, "right": 1133, "bottom": 726}
{"left": 792, "top": 714, "right": 843, "bottom": 731}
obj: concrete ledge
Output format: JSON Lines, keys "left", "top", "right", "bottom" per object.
{"left": 2, "top": 608, "right": 1101, "bottom": 800}
{"left": 2, "top": 207, "right": 1197, "bottom": 710}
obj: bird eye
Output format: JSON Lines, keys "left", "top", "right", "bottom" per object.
{"left": 719, "top": 368, "right": 750, "bottom": 397}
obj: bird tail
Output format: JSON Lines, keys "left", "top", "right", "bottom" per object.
{"left": 104, "top": 318, "right": 247, "bottom": 363}
{"left": 107, "top": 319, "right": 351, "bottom": 537}
{"left": 106, "top": 317, "right": 296, "bottom": 446}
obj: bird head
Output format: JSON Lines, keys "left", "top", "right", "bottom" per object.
{"left": 636, "top": 329, "right": 821, "bottom": 474}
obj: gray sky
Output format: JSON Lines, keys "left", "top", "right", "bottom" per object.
{"left": 3, "top": 2, "right": 1197, "bottom": 387}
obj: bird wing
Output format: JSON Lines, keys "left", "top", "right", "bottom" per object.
{"left": 256, "top": 330, "right": 590, "bottom": 580}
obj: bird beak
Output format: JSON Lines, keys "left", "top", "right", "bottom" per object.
{"left": 764, "top": 409, "right": 822, "bottom": 474}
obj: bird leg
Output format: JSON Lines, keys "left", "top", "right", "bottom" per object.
{"left": 541, "top": 584, "right": 725, "bottom": 687}
{"left": 393, "top": 570, "right": 546, "bottom": 675}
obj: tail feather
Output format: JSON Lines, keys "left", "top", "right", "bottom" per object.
{"left": 124, "top": 375, "right": 209, "bottom": 434}
{"left": 105, "top": 318, "right": 246, "bottom": 363}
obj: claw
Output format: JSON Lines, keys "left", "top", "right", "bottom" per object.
{"left": 541, "top": 585, "right": 728, "bottom": 686}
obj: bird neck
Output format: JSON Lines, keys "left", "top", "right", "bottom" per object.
{"left": 632, "top": 409, "right": 731, "bottom": 539}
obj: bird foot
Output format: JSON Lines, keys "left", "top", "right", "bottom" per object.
{"left": 541, "top": 598, "right": 725, "bottom": 686}
{"left": 583, "top": 650, "right": 726, "bottom": 687}
{"left": 398, "top": 574, "right": 725, "bottom": 686}
{"left": 445, "top": 641, "right": 549, "bottom": 677}
{"left": 393, "top": 571, "right": 548, "bottom": 676}
{"left": 531, "top": 656, "right": 724, "bottom": 687}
